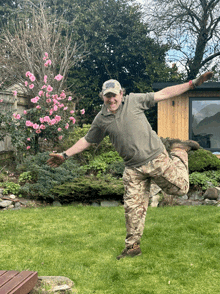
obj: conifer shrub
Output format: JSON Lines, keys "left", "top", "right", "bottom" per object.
{"left": 188, "top": 149, "right": 220, "bottom": 173}
{"left": 52, "top": 175, "right": 124, "bottom": 203}
{"left": 17, "top": 152, "right": 85, "bottom": 201}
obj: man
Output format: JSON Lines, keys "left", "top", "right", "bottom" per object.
{"left": 47, "top": 72, "right": 213, "bottom": 259}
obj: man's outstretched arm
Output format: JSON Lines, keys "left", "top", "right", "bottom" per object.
{"left": 47, "top": 137, "right": 91, "bottom": 167}
{"left": 154, "top": 72, "right": 213, "bottom": 102}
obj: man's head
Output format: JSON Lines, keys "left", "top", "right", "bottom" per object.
{"left": 102, "top": 79, "right": 122, "bottom": 96}
{"left": 101, "top": 79, "right": 123, "bottom": 114}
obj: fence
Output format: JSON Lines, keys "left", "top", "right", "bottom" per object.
{"left": 0, "top": 89, "right": 29, "bottom": 153}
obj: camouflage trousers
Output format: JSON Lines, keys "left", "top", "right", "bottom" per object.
{"left": 123, "top": 148, "right": 189, "bottom": 247}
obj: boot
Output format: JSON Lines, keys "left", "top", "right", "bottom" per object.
{"left": 160, "top": 137, "right": 201, "bottom": 153}
{"left": 116, "top": 242, "right": 142, "bottom": 260}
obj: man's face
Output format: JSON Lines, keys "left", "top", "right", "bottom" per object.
{"left": 103, "top": 91, "right": 123, "bottom": 114}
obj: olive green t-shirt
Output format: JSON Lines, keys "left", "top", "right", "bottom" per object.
{"left": 84, "top": 93, "right": 164, "bottom": 167}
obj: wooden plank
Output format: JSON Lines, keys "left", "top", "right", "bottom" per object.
{"left": 9, "top": 271, "right": 38, "bottom": 294}
{"left": 0, "top": 271, "right": 38, "bottom": 294}
{"left": 0, "top": 271, "right": 19, "bottom": 288}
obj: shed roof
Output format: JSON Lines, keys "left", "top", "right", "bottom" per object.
{"left": 152, "top": 81, "right": 220, "bottom": 91}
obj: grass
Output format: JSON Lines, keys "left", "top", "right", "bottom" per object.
{"left": 1, "top": 205, "right": 220, "bottom": 294}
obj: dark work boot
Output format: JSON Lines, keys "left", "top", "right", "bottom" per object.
{"left": 161, "top": 137, "right": 201, "bottom": 153}
{"left": 170, "top": 140, "right": 201, "bottom": 152}
{"left": 116, "top": 242, "right": 142, "bottom": 260}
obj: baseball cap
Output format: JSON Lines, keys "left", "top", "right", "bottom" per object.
{"left": 102, "top": 79, "right": 122, "bottom": 95}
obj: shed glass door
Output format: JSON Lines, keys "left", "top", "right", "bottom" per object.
{"left": 190, "top": 98, "right": 220, "bottom": 150}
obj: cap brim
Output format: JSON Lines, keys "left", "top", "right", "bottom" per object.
{"left": 103, "top": 88, "right": 120, "bottom": 95}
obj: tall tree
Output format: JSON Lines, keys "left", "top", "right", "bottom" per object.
{"left": 144, "top": 0, "right": 220, "bottom": 80}
{"left": 57, "top": 0, "right": 179, "bottom": 121}
{"left": 0, "top": 2, "right": 85, "bottom": 97}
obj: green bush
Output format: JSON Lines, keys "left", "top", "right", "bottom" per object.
{"left": 106, "top": 161, "right": 125, "bottom": 178}
{"left": 189, "top": 170, "right": 220, "bottom": 190}
{"left": 188, "top": 149, "right": 220, "bottom": 173}
{"left": 60, "top": 125, "right": 117, "bottom": 165}
{"left": 2, "top": 182, "right": 21, "bottom": 196}
{"left": 83, "top": 151, "right": 123, "bottom": 175}
{"left": 17, "top": 152, "right": 85, "bottom": 201}
{"left": 52, "top": 175, "right": 124, "bottom": 203}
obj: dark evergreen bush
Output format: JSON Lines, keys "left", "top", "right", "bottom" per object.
{"left": 188, "top": 149, "right": 220, "bottom": 173}
{"left": 52, "top": 175, "right": 124, "bottom": 203}
{"left": 17, "top": 152, "right": 85, "bottom": 201}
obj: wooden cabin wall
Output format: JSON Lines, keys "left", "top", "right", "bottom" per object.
{"left": 157, "top": 93, "right": 189, "bottom": 140}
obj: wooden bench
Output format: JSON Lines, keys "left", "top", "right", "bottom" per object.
{"left": 0, "top": 271, "right": 38, "bottom": 294}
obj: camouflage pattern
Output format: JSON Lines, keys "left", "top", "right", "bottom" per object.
{"left": 123, "top": 148, "right": 189, "bottom": 247}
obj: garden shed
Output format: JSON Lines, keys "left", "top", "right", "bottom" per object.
{"left": 153, "top": 82, "right": 220, "bottom": 153}
{"left": 0, "top": 85, "right": 29, "bottom": 154}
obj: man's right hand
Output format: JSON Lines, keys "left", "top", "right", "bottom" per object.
{"left": 47, "top": 153, "right": 66, "bottom": 167}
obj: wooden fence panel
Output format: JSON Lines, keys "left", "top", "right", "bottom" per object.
{"left": 0, "top": 91, "right": 29, "bottom": 152}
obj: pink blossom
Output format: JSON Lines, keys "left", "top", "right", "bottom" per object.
{"left": 25, "top": 81, "right": 28, "bottom": 87}
{"left": 33, "top": 123, "right": 39, "bottom": 130}
{"left": 29, "top": 75, "right": 35, "bottom": 82}
{"left": 44, "top": 52, "right": 48, "bottom": 58}
{"left": 49, "top": 109, "right": 53, "bottom": 116}
{"left": 46, "top": 99, "right": 51, "bottom": 103}
{"left": 40, "top": 118, "right": 44, "bottom": 123}
{"left": 46, "top": 93, "right": 50, "bottom": 98}
{"left": 52, "top": 94, "right": 58, "bottom": 100}
{"left": 64, "top": 107, "right": 68, "bottom": 111}
{"left": 58, "top": 103, "right": 64, "bottom": 108}
{"left": 43, "top": 116, "right": 50, "bottom": 123}
{"left": 60, "top": 91, "right": 66, "bottom": 99}
{"left": 49, "top": 119, "right": 56, "bottom": 125}
{"left": 44, "top": 59, "right": 52, "bottom": 67}
{"left": 26, "top": 71, "right": 31, "bottom": 77}
{"left": 27, "top": 146, "right": 31, "bottom": 150}
{"left": 36, "top": 105, "right": 41, "bottom": 109}
{"left": 39, "top": 90, "right": 44, "bottom": 97}
{"left": 44, "top": 75, "right": 47, "bottom": 84}
{"left": 69, "top": 117, "right": 76, "bottom": 124}
{"left": 55, "top": 115, "right": 61, "bottom": 122}
{"left": 58, "top": 136, "right": 63, "bottom": 140}
{"left": 70, "top": 110, "right": 75, "bottom": 114}
{"left": 27, "top": 138, "right": 31, "bottom": 141}
{"left": 54, "top": 105, "right": 58, "bottom": 111}
{"left": 13, "top": 91, "right": 17, "bottom": 96}
{"left": 13, "top": 113, "right": 21, "bottom": 119}
{"left": 36, "top": 129, "right": 41, "bottom": 134}
{"left": 40, "top": 124, "right": 46, "bottom": 130}
{"left": 23, "top": 110, "right": 27, "bottom": 114}
{"left": 41, "top": 85, "right": 47, "bottom": 89}
{"left": 58, "top": 128, "right": 62, "bottom": 132}
{"left": 65, "top": 123, "right": 69, "bottom": 129}
{"left": 54, "top": 74, "right": 63, "bottom": 81}
{"left": 29, "top": 84, "right": 34, "bottom": 89}
{"left": 47, "top": 85, "right": 53, "bottom": 92}
{"left": 0, "top": 99, "right": 3, "bottom": 103}
{"left": 26, "top": 120, "right": 33, "bottom": 127}
{"left": 31, "top": 96, "right": 40, "bottom": 103}
{"left": 68, "top": 96, "right": 72, "bottom": 101}
{"left": 80, "top": 109, "right": 85, "bottom": 115}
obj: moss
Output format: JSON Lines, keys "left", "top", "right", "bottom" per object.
{"left": 188, "top": 149, "right": 220, "bottom": 173}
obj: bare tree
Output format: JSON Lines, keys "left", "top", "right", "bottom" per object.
{"left": 0, "top": 1, "right": 85, "bottom": 97}
{"left": 144, "top": 0, "right": 220, "bottom": 80}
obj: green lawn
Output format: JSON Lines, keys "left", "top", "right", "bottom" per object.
{"left": 1, "top": 205, "right": 220, "bottom": 294}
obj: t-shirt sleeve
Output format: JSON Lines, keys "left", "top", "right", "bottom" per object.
{"left": 128, "top": 93, "right": 156, "bottom": 109}
{"left": 84, "top": 117, "right": 106, "bottom": 145}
